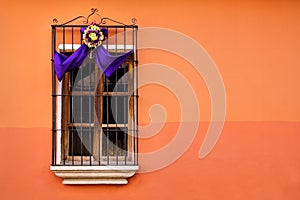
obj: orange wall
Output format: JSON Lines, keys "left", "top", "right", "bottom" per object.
{"left": 1, "top": 123, "right": 300, "bottom": 199}
{"left": 0, "top": 0, "right": 300, "bottom": 199}
{"left": 0, "top": 0, "right": 300, "bottom": 127}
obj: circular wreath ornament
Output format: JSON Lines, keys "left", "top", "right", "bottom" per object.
{"left": 83, "top": 23, "right": 106, "bottom": 48}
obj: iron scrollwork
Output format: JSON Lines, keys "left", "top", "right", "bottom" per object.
{"left": 52, "top": 8, "right": 137, "bottom": 26}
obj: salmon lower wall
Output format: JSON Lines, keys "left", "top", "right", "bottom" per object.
{"left": 0, "top": 122, "right": 299, "bottom": 199}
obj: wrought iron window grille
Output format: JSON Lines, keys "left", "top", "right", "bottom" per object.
{"left": 50, "top": 8, "right": 139, "bottom": 184}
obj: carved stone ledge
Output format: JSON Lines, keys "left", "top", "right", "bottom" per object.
{"left": 50, "top": 165, "right": 139, "bottom": 184}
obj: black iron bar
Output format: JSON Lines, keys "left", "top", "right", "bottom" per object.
{"left": 63, "top": 27, "right": 65, "bottom": 52}
{"left": 62, "top": 27, "right": 66, "bottom": 166}
{"left": 52, "top": 24, "right": 137, "bottom": 28}
{"left": 105, "top": 70, "right": 109, "bottom": 165}
{"left": 115, "top": 57, "right": 118, "bottom": 165}
{"left": 115, "top": 27, "right": 118, "bottom": 56}
{"left": 80, "top": 55, "right": 83, "bottom": 165}
{"left": 51, "top": 26, "right": 57, "bottom": 166}
{"left": 89, "top": 62, "right": 92, "bottom": 166}
{"left": 98, "top": 73, "right": 101, "bottom": 166}
{"left": 135, "top": 27, "right": 139, "bottom": 165}
{"left": 124, "top": 27, "right": 126, "bottom": 51}
{"left": 124, "top": 65, "right": 127, "bottom": 165}
{"left": 72, "top": 27, "right": 74, "bottom": 52}
{"left": 71, "top": 84, "right": 74, "bottom": 165}
{"left": 131, "top": 27, "right": 136, "bottom": 165}
{"left": 105, "top": 26, "right": 108, "bottom": 51}
{"left": 71, "top": 27, "right": 74, "bottom": 166}
{"left": 123, "top": 26, "right": 127, "bottom": 165}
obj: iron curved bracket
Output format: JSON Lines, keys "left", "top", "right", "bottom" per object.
{"left": 52, "top": 8, "right": 137, "bottom": 26}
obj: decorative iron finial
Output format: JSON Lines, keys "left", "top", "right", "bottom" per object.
{"left": 52, "top": 8, "right": 137, "bottom": 26}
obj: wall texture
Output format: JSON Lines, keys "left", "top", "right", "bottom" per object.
{"left": 0, "top": 0, "right": 299, "bottom": 199}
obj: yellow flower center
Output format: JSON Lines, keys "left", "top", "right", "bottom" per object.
{"left": 89, "top": 33, "right": 98, "bottom": 41}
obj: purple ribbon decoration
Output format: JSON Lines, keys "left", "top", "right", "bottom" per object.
{"left": 53, "top": 44, "right": 133, "bottom": 81}
{"left": 95, "top": 45, "right": 133, "bottom": 77}
{"left": 53, "top": 44, "right": 90, "bottom": 81}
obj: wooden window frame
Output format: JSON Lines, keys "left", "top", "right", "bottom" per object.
{"left": 60, "top": 51, "right": 135, "bottom": 165}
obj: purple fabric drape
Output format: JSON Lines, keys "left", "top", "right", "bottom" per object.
{"left": 95, "top": 45, "right": 133, "bottom": 77}
{"left": 53, "top": 44, "right": 133, "bottom": 81}
{"left": 53, "top": 44, "right": 90, "bottom": 81}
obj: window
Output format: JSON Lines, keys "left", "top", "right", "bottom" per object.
{"left": 60, "top": 47, "right": 136, "bottom": 165}
{"left": 50, "top": 16, "right": 138, "bottom": 184}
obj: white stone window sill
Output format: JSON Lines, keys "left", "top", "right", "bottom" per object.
{"left": 50, "top": 165, "right": 139, "bottom": 185}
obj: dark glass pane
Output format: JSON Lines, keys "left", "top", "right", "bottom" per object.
{"left": 70, "top": 63, "right": 96, "bottom": 91}
{"left": 102, "top": 96, "right": 128, "bottom": 124}
{"left": 69, "top": 128, "right": 94, "bottom": 156}
{"left": 70, "top": 96, "right": 94, "bottom": 123}
{"left": 102, "top": 127, "right": 127, "bottom": 156}
{"left": 103, "top": 63, "right": 129, "bottom": 92}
